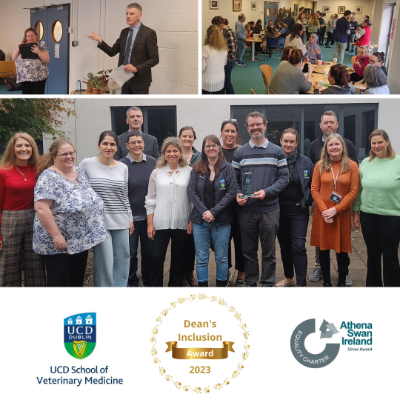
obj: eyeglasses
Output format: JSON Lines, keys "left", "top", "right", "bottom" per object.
{"left": 246, "top": 123, "right": 265, "bottom": 129}
{"left": 128, "top": 141, "right": 143, "bottom": 145}
{"left": 224, "top": 119, "right": 237, "bottom": 123}
{"left": 55, "top": 151, "right": 75, "bottom": 158}
{"left": 369, "top": 60, "right": 379, "bottom": 64}
{"left": 205, "top": 144, "right": 219, "bottom": 149}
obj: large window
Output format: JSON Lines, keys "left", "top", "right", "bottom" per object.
{"left": 111, "top": 106, "right": 177, "bottom": 149}
{"left": 231, "top": 103, "right": 378, "bottom": 161}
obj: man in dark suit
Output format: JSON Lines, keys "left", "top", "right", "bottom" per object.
{"left": 114, "top": 106, "right": 160, "bottom": 160}
{"left": 87, "top": 3, "right": 159, "bottom": 94}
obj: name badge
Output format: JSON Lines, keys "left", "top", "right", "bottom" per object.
{"left": 329, "top": 191, "right": 342, "bottom": 204}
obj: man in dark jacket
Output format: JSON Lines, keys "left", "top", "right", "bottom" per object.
{"left": 333, "top": 10, "right": 351, "bottom": 64}
{"left": 87, "top": 3, "right": 159, "bottom": 94}
{"left": 308, "top": 110, "right": 358, "bottom": 286}
{"left": 284, "top": 12, "right": 295, "bottom": 32}
{"left": 114, "top": 106, "right": 160, "bottom": 160}
{"left": 233, "top": 111, "right": 289, "bottom": 287}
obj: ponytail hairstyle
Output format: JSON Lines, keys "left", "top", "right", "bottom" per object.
{"left": 371, "top": 51, "right": 385, "bottom": 63}
{"left": 289, "top": 23, "right": 303, "bottom": 40}
{"left": 329, "top": 64, "right": 350, "bottom": 88}
{"left": 287, "top": 48, "right": 303, "bottom": 66}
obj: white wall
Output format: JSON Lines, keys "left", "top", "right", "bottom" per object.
{"left": 315, "top": 0, "right": 373, "bottom": 19}
{"left": 0, "top": 0, "right": 198, "bottom": 94}
{"left": 47, "top": 97, "right": 400, "bottom": 162}
{"left": 202, "top": 0, "right": 314, "bottom": 40}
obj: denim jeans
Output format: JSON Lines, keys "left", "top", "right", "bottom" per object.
{"left": 224, "top": 61, "right": 236, "bottom": 94}
{"left": 193, "top": 221, "right": 231, "bottom": 283}
{"left": 277, "top": 203, "right": 309, "bottom": 286}
{"left": 334, "top": 41, "right": 347, "bottom": 64}
{"left": 236, "top": 40, "right": 245, "bottom": 63}
{"left": 128, "top": 219, "right": 153, "bottom": 287}
{"left": 93, "top": 229, "right": 130, "bottom": 287}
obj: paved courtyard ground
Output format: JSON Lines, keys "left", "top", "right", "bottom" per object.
{"left": 85, "top": 223, "right": 397, "bottom": 287}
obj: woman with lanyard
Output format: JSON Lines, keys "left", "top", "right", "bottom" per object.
{"left": 220, "top": 119, "right": 245, "bottom": 286}
{"left": 178, "top": 126, "right": 201, "bottom": 287}
{"left": 189, "top": 135, "right": 237, "bottom": 287}
{"left": 0, "top": 133, "right": 45, "bottom": 286}
{"left": 145, "top": 137, "right": 192, "bottom": 287}
{"left": 310, "top": 134, "right": 359, "bottom": 287}
{"left": 276, "top": 129, "right": 314, "bottom": 287}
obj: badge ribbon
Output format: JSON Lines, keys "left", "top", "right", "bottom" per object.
{"left": 165, "top": 341, "right": 235, "bottom": 359}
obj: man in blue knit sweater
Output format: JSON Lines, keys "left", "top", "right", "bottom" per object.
{"left": 232, "top": 111, "right": 289, "bottom": 287}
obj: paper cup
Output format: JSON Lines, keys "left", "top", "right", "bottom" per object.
{"left": 323, "top": 70, "right": 329, "bottom": 78}
{"left": 318, "top": 60, "right": 322, "bottom": 66}
{"left": 333, "top": 58, "right": 337, "bottom": 63}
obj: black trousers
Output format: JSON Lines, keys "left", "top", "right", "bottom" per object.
{"left": 202, "top": 88, "right": 225, "bottom": 95}
{"left": 360, "top": 211, "right": 400, "bottom": 287}
{"left": 121, "top": 79, "right": 149, "bottom": 94}
{"left": 44, "top": 251, "right": 88, "bottom": 287}
{"left": 277, "top": 204, "right": 309, "bottom": 286}
{"left": 349, "top": 72, "right": 362, "bottom": 82}
{"left": 21, "top": 79, "right": 46, "bottom": 94}
{"left": 319, "top": 26, "right": 326, "bottom": 45}
{"left": 326, "top": 32, "right": 334, "bottom": 45}
{"left": 151, "top": 229, "right": 187, "bottom": 287}
{"left": 229, "top": 207, "right": 244, "bottom": 273}
{"left": 183, "top": 233, "right": 196, "bottom": 273}
{"left": 320, "top": 250, "right": 349, "bottom": 286}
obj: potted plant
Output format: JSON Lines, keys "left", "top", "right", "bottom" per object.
{"left": 83, "top": 72, "right": 94, "bottom": 93}
{"left": 89, "top": 76, "right": 106, "bottom": 94}
{"left": 97, "top": 69, "right": 112, "bottom": 94}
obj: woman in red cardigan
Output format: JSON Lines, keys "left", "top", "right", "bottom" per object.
{"left": 0, "top": 132, "right": 45, "bottom": 286}
{"left": 350, "top": 46, "right": 370, "bottom": 83}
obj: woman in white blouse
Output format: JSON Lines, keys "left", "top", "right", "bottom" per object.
{"left": 145, "top": 137, "right": 193, "bottom": 287}
{"left": 202, "top": 25, "right": 228, "bottom": 95}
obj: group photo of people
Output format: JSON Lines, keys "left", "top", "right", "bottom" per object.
{"left": 1, "top": 101, "right": 399, "bottom": 289}
{"left": 202, "top": 1, "right": 398, "bottom": 95}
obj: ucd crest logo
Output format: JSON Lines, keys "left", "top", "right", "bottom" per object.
{"left": 64, "top": 313, "right": 96, "bottom": 359}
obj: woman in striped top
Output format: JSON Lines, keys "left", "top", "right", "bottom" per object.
{"left": 80, "top": 131, "right": 133, "bottom": 287}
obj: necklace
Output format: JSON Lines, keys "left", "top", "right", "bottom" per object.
{"left": 15, "top": 165, "right": 31, "bottom": 181}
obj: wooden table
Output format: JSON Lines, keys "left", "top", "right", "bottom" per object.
{"left": 306, "top": 62, "right": 366, "bottom": 93}
{"left": 246, "top": 38, "right": 263, "bottom": 61}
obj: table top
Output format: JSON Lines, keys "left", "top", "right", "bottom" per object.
{"left": 306, "top": 61, "right": 366, "bottom": 93}
{"left": 246, "top": 38, "right": 263, "bottom": 43}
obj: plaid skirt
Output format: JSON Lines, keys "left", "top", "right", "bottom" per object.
{"left": 0, "top": 209, "right": 45, "bottom": 286}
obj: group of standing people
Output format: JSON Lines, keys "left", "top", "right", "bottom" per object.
{"left": 1, "top": 108, "right": 399, "bottom": 288}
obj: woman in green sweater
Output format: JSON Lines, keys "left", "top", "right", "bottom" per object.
{"left": 353, "top": 130, "right": 400, "bottom": 287}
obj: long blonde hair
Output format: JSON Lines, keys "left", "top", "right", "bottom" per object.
{"left": 204, "top": 25, "right": 229, "bottom": 51}
{"left": 319, "top": 134, "right": 351, "bottom": 174}
{"left": 0, "top": 132, "right": 40, "bottom": 173}
{"left": 368, "top": 129, "right": 396, "bottom": 161}
{"left": 310, "top": 12, "right": 318, "bottom": 26}
{"left": 37, "top": 138, "right": 75, "bottom": 175}
{"left": 156, "top": 137, "right": 188, "bottom": 169}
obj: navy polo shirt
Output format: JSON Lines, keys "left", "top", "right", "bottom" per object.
{"left": 334, "top": 17, "right": 350, "bottom": 43}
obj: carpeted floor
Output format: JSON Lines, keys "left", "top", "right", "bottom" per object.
{"left": 0, "top": 80, "right": 22, "bottom": 94}
{"left": 231, "top": 43, "right": 356, "bottom": 95}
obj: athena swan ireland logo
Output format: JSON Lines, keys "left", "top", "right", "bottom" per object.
{"left": 290, "top": 319, "right": 340, "bottom": 368}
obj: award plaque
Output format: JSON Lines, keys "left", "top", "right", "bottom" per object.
{"left": 241, "top": 172, "right": 257, "bottom": 198}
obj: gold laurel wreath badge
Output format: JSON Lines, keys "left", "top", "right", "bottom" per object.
{"left": 150, "top": 294, "right": 250, "bottom": 393}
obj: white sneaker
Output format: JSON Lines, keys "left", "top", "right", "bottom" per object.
{"left": 309, "top": 267, "right": 323, "bottom": 282}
